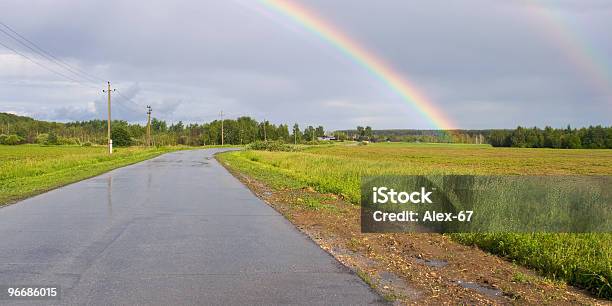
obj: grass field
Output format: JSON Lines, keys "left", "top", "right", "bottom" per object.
{"left": 0, "top": 145, "right": 183, "bottom": 205}
{"left": 218, "top": 142, "right": 612, "bottom": 298}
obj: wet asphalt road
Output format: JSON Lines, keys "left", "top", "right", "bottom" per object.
{"left": 0, "top": 149, "right": 383, "bottom": 305}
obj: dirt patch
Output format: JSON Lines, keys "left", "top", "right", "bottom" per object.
{"left": 222, "top": 164, "right": 608, "bottom": 305}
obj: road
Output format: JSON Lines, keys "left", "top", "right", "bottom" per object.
{"left": 0, "top": 149, "right": 383, "bottom": 305}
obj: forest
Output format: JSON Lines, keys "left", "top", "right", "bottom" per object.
{"left": 488, "top": 125, "right": 612, "bottom": 149}
{"left": 0, "top": 112, "right": 325, "bottom": 146}
{"left": 1, "top": 113, "right": 610, "bottom": 148}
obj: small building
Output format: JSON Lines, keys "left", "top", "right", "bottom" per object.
{"left": 317, "top": 136, "right": 336, "bottom": 141}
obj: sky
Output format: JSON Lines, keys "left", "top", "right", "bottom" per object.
{"left": 0, "top": 0, "right": 610, "bottom": 130}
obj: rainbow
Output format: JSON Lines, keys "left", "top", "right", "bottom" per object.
{"left": 521, "top": 1, "right": 612, "bottom": 99}
{"left": 259, "top": 0, "right": 455, "bottom": 130}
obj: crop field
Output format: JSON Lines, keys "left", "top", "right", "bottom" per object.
{"left": 0, "top": 145, "right": 182, "bottom": 205}
{"left": 218, "top": 142, "right": 612, "bottom": 298}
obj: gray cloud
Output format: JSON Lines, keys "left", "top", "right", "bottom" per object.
{"left": 0, "top": 0, "right": 610, "bottom": 129}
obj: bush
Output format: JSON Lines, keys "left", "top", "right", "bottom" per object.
{"left": 57, "top": 137, "right": 78, "bottom": 145}
{"left": 246, "top": 140, "right": 295, "bottom": 152}
{"left": 36, "top": 133, "right": 49, "bottom": 144}
{"left": 111, "top": 126, "right": 132, "bottom": 147}
{"left": 3, "top": 134, "right": 24, "bottom": 145}
{"left": 46, "top": 132, "right": 59, "bottom": 145}
{"left": 304, "top": 140, "right": 333, "bottom": 146}
{"left": 0, "top": 134, "right": 7, "bottom": 144}
{"left": 82, "top": 142, "right": 92, "bottom": 147}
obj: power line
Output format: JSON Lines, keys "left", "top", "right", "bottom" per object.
{"left": 0, "top": 27, "right": 99, "bottom": 86}
{"left": 0, "top": 39, "right": 97, "bottom": 89}
{"left": 115, "top": 89, "right": 143, "bottom": 110}
{"left": 115, "top": 89, "right": 136, "bottom": 102}
{"left": 0, "top": 21, "right": 105, "bottom": 83}
{"left": 111, "top": 98, "right": 138, "bottom": 116}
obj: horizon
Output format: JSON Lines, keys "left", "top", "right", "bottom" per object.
{"left": 1, "top": 111, "right": 607, "bottom": 132}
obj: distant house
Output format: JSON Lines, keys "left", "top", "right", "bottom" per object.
{"left": 317, "top": 136, "right": 336, "bottom": 141}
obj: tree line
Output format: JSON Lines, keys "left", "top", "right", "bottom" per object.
{"left": 1, "top": 113, "right": 610, "bottom": 149}
{"left": 488, "top": 125, "right": 612, "bottom": 149}
{"left": 0, "top": 112, "right": 327, "bottom": 146}
{"left": 336, "top": 127, "right": 487, "bottom": 144}
{"left": 337, "top": 125, "right": 612, "bottom": 148}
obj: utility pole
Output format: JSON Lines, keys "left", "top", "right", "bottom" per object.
{"left": 311, "top": 128, "right": 315, "bottom": 142}
{"left": 294, "top": 127, "right": 297, "bottom": 144}
{"left": 146, "top": 105, "right": 152, "bottom": 146}
{"left": 102, "top": 82, "right": 115, "bottom": 154}
{"left": 220, "top": 110, "right": 224, "bottom": 145}
{"left": 263, "top": 120, "right": 267, "bottom": 142}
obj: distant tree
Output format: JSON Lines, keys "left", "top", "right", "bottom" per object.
{"left": 304, "top": 126, "right": 315, "bottom": 141}
{"left": 357, "top": 126, "right": 365, "bottom": 137}
{"left": 169, "top": 121, "right": 184, "bottom": 133}
{"left": 524, "top": 127, "right": 542, "bottom": 148}
{"left": 510, "top": 126, "right": 527, "bottom": 147}
{"left": 292, "top": 123, "right": 301, "bottom": 144}
{"left": 277, "top": 124, "right": 290, "bottom": 142}
{"left": 151, "top": 118, "right": 167, "bottom": 133}
{"left": 46, "top": 132, "right": 59, "bottom": 145}
{"left": 36, "top": 133, "right": 49, "bottom": 144}
{"left": 258, "top": 121, "right": 270, "bottom": 141}
{"left": 543, "top": 127, "right": 561, "bottom": 148}
{"left": 489, "top": 130, "right": 511, "bottom": 147}
{"left": 111, "top": 126, "right": 132, "bottom": 147}
{"left": 315, "top": 126, "right": 325, "bottom": 137}
{"left": 3, "top": 134, "right": 23, "bottom": 145}
{"left": 583, "top": 125, "right": 606, "bottom": 149}
{"left": 335, "top": 131, "right": 347, "bottom": 141}
{"left": 365, "top": 126, "right": 373, "bottom": 139}
{"left": 566, "top": 133, "right": 582, "bottom": 149}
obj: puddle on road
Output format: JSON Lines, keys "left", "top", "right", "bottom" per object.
{"left": 189, "top": 161, "right": 209, "bottom": 167}
{"left": 378, "top": 271, "right": 420, "bottom": 299}
{"left": 149, "top": 159, "right": 211, "bottom": 167}
{"left": 455, "top": 280, "right": 503, "bottom": 298}
{"left": 413, "top": 258, "right": 448, "bottom": 268}
{"left": 330, "top": 247, "right": 378, "bottom": 268}
{"left": 328, "top": 247, "right": 421, "bottom": 300}
{"left": 151, "top": 159, "right": 184, "bottom": 163}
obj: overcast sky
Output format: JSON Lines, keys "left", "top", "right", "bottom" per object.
{"left": 0, "top": 0, "right": 610, "bottom": 130}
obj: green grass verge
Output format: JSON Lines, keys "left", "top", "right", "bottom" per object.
{"left": 217, "top": 143, "right": 612, "bottom": 299}
{"left": 0, "top": 144, "right": 185, "bottom": 205}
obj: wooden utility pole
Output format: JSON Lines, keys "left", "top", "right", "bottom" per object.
{"left": 102, "top": 82, "right": 115, "bottom": 154}
{"left": 239, "top": 122, "right": 243, "bottom": 145}
{"left": 263, "top": 120, "right": 267, "bottom": 142}
{"left": 146, "top": 105, "right": 152, "bottom": 146}
{"left": 220, "top": 111, "right": 224, "bottom": 145}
